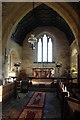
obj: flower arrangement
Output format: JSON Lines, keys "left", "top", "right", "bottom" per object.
{"left": 70, "top": 67, "right": 76, "bottom": 73}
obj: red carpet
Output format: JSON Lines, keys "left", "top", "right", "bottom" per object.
{"left": 26, "top": 92, "right": 46, "bottom": 108}
{"left": 17, "top": 92, "right": 46, "bottom": 120}
{"left": 17, "top": 108, "right": 43, "bottom": 119}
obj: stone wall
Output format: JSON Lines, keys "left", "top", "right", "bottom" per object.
{"left": 22, "top": 27, "right": 70, "bottom": 77}
{"left": 70, "top": 40, "right": 78, "bottom": 78}
{"left": 2, "top": 38, "right": 22, "bottom": 84}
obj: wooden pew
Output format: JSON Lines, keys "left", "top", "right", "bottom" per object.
{"left": 57, "top": 82, "right": 68, "bottom": 120}
{"left": 64, "top": 96, "right": 80, "bottom": 120}
{"left": 2, "top": 82, "right": 16, "bottom": 104}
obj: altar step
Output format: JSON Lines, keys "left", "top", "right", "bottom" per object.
{"left": 16, "top": 80, "right": 57, "bottom": 92}
{"left": 28, "top": 83, "right": 57, "bottom": 92}
{"left": 29, "top": 87, "right": 56, "bottom": 92}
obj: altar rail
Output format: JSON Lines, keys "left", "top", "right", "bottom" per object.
{"left": 29, "top": 77, "right": 77, "bottom": 82}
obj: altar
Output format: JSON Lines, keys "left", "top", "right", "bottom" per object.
{"left": 32, "top": 68, "right": 55, "bottom": 78}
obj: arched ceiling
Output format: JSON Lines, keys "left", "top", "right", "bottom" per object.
{"left": 11, "top": 3, "right": 75, "bottom": 46}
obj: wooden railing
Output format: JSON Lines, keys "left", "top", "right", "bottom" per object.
{"left": 28, "top": 77, "right": 77, "bottom": 83}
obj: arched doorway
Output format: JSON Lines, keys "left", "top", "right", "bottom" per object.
{"left": 8, "top": 49, "right": 21, "bottom": 78}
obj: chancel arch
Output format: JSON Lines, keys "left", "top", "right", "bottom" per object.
{"left": 2, "top": 2, "right": 80, "bottom": 52}
{"left": 2, "top": 3, "right": 80, "bottom": 118}
{"left": 2, "top": 3, "right": 80, "bottom": 83}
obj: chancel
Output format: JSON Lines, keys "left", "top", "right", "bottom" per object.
{"left": 1, "top": 1, "right": 80, "bottom": 120}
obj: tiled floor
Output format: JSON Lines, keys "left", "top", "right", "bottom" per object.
{"left": 2, "top": 91, "right": 61, "bottom": 120}
{"left": 43, "top": 92, "right": 61, "bottom": 120}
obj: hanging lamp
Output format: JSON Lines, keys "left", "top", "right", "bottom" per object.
{"left": 28, "top": 2, "right": 37, "bottom": 50}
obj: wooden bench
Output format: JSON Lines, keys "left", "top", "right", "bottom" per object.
{"left": 71, "top": 88, "right": 80, "bottom": 100}
{"left": 57, "top": 82, "right": 68, "bottom": 120}
{"left": 2, "top": 82, "right": 16, "bottom": 104}
{"left": 64, "top": 96, "right": 80, "bottom": 120}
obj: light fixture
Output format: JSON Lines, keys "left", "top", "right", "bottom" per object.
{"left": 56, "top": 63, "right": 62, "bottom": 68}
{"left": 28, "top": 2, "right": 37, "bottom": 50}
{"left": 28, "top": 34, "right": 37, "bottom": 50}
{"left": 14, "top": 62, "right": 21, "bottom": 76}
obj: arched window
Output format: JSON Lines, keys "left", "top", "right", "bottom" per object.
{"left": 38, "top": 38, "right": 42, "bottom": 62}
{"left": 37, "top": 34, "right": 52, "bottom": 62}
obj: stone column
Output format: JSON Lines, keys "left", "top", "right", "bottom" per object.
{"left": 77, "top": 32, "right": 80, "bottom": 86}
{"left": 78, "top": 54, "right": 80, "bottom": 86}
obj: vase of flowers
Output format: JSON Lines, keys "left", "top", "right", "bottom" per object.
{"left": 70, "top": 67, "right": 76, "bottom": 73}
{"left": 70, "top": 67, "right": 77, "bottom": 78}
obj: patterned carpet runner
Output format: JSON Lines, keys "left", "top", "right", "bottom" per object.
{"left": 17, "top": 92, "right": 46, "bottom": 120}
{"left": 18, "top": 108, "right": 43, "bottom": 119}
{"left": 26, "top": 92, "right": 46, "bottom": 108}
